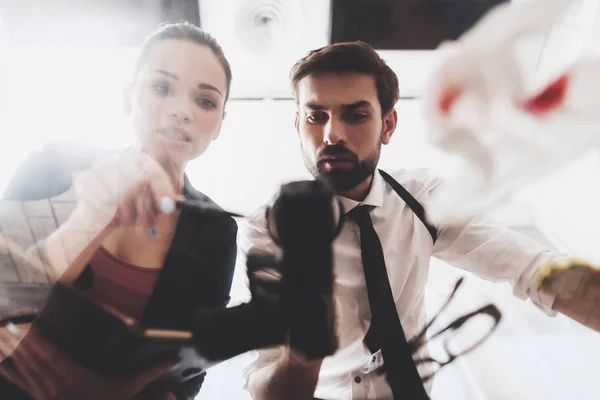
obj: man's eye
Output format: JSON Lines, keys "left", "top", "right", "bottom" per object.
{"left": 345, "top": 113, "right": 367, "bottom": 122}
{"left": 307, "top": 113, "right": 328, "bottom": 123}
{"left": 151, "top": 83, "right": 170, "bottom": 95}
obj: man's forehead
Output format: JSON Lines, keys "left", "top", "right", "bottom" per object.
{"left": 297, "top": 72, "right": 378, "bottom": 107}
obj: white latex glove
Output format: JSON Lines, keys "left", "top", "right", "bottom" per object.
{"left": 423, "top": 0, "right": 600, "bottom": 224}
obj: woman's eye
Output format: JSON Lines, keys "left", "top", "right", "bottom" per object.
{"left": 307, "top": 113, "right": 328, "bottom": 123}
{"left": 151, "top": 83, "right": 170, "bottom": 95}
{"left": 196, "top": 98, "right": 217, "bottom": 109}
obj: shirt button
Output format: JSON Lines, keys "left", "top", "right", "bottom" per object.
{"left": 354, "top": 376, "right": 362, "bottom": 384}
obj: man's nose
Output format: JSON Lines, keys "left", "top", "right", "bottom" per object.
{"left": 323, "top": 118, "right": 346, "bottom": 145}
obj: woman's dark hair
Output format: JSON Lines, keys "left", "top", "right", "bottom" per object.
{"left": 134, "top": 22, "right": 232, "bottom": 101}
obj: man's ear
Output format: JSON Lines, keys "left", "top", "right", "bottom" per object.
{"left": 123, "top": 82, "right": 133, "bottom": 116}
{"left": 381, "top": 108, "right": 398, "bottom": 145}
{"left": 294, "top": 111, "right": 300, "bottom": 136}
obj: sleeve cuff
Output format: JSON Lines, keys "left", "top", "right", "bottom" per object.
{"left": 242, "top": 347, "right": 283, "bottom": 390}
{"left": 529, "top": 278, "right": 559, "bottom": 317}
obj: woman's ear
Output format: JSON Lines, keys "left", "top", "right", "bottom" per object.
{"left": 212, "top": 110, "right": 226, "bottom": 142}
{"left": 212, "top": 125, "right": 222, "bottom": 142}
{"left": 123, "top": 82, "right": 133, "bottom": 115}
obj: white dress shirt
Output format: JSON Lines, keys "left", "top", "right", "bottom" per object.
{"left": 238, "top": 168, "right": 562, "bottom": 400}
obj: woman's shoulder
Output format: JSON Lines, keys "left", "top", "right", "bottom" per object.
{"left": 182, "top": 177, "right": 238, "bottom": 236}
{"left": 2, "top": 141, "right": 114, "bottom": 201}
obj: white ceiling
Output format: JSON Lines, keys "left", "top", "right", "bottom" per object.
{"left": 199, "top": 0, "right": 331, "bottom": 99}
{"left": 198, "top": 0, "right": 600, "bottom": 100}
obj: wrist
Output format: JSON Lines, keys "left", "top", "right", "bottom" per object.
{"left": 280, "top": 347, "right": 324, "bottom": 374}
{"left": 69, "top": 204, "right": 115, "bottom": 232}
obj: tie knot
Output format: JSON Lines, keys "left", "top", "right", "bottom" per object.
{"left": 347, "top": 205, "right": 372, "bottom": 227}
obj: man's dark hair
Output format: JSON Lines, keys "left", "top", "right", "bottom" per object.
{"left": 290, "top": 41, "right": 399, "bottom": 115}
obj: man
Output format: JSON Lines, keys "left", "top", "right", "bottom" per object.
{"left": 239, "top": 41, "right": 600, "bottom": 400}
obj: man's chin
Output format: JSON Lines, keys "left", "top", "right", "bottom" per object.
{"left": 318, "top": 170, "right": 366, "bottom": 193}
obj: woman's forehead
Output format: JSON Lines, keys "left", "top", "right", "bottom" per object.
{"left": 140, "top": 39, "right": 227, "bottom": 90}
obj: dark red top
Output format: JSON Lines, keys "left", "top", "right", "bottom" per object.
{"left": 87, "top": 246, "right": 160, "bottom": 320}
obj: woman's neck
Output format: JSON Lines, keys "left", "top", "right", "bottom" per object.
{"left": 133, "top": 146, "right": 186, "bottom": 193}
{"left": 160, "top": 160, "right": 186, "bottom": 194}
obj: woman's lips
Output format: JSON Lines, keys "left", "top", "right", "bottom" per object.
{"left": 158, "top": 126, "right": 192, "bottom": 143}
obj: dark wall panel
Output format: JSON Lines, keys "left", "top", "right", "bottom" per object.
{"left": 330, "top": 0, "right": 508, "bottom": 50}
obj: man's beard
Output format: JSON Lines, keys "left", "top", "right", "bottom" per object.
{"left": 302, "top": 140, "right": 381, "bottom": 193}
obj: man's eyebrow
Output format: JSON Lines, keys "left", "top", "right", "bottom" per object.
{"left": 304, "top": 100, "right": 372, "bottom": 111}
{"left": 341, "top": 100, "right": 372, "bottom": 110}
{"left": 305, "top": 103, "right": 326, "bottom": 110}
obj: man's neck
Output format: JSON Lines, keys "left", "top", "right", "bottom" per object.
{"left": 339, "top": 174, "right": 374, "bottom": 202}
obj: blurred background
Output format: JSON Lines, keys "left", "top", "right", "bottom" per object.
{"left": 0, "top": 0, "right": 599, "bottom": 398}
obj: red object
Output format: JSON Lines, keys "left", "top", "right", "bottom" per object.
{"left": 523, "top": 74, "right": 569, "bottom": 115}
{"left": 438, "top": 83, "right": 463, "bottom": 115}
{"left": 86, "top": 247, "right": 160, "bottom": 320}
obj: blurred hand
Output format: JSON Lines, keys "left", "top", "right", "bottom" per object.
{"left": 0, "top": 324, "right": 175, "bottom": 400}
{"left": 247, "top": 248, "right": 340, "bottom": 361}
{"left": 72, "top": 151, "right": 178, "bottom": 234}
{"left": 536, "top": 258, "right": 600, "bottom": 332}
{"left": 0, "top": 322, "right": 32, "bottom": 363}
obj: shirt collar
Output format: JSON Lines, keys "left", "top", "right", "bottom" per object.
{"left": 339, "top": 171, "right": 384, "bottom": 215}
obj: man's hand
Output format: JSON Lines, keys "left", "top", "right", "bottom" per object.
{"left": 0, "top": 324, "right": 175, "bottom": 400}
{"left": 245, "top": 247, "right": 340, "bottom": 400}
{"left": 535, "top": 258, "right": 600, "bottom": 332}
{"left": 247, "top": 248, "right": 341, "bottom": 359}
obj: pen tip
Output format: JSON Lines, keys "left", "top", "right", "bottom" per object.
{"left": 160, "top": 196, "right": 176, "bottom": 214}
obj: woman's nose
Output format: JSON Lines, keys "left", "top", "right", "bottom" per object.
{"left": 167, "top": 98, "right": 194, "bottom": 123}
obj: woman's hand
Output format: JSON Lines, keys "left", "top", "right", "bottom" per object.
{"left": 73, "top": 151, "right": 178, "bottom": 234}
{"left": 0, "top": 324, "right": 176, "bottom": 400}
{"left": 42, "top": 151, "right": 179, "bottom": 282}
{"left": 0, "top": 322, "right": 32, "bottom": 363}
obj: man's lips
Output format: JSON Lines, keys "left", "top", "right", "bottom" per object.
{"left": 319, "top": 156, "right": 356, "bottom": 170}
{"left": 320, "top": 155, "right": 355, "bottom": 162}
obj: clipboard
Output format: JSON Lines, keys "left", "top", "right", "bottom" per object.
{"left": 6, "top": 282, "right": 216, "bottom": 391}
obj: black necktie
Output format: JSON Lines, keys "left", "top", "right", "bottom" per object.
{"left": 347, "top": 205, "right": 429, "bottom": 400}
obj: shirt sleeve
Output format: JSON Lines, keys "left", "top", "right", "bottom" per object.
{"left": 236, "top": 204, "right": 285, "bottom": 389}
{"left": 427, "top": 185, "right": 566, "bottom": 316}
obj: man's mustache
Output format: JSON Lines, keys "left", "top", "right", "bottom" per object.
{"left": 317, "top": 145, "right": 359, "bottom": 164}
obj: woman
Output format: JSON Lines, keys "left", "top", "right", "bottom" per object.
{"left": 0, "top": 22, "right": 238, "bottom": 399}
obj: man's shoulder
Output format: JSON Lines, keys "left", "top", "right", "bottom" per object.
{"left": 381, "top": 168, "right": 443, "bottom": 200}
